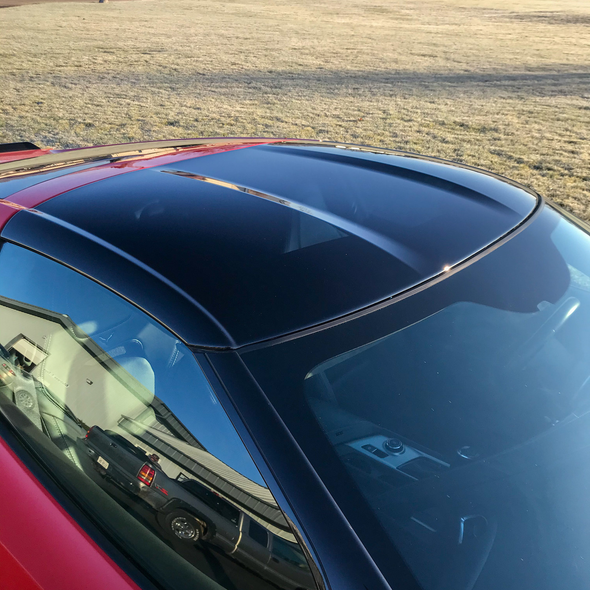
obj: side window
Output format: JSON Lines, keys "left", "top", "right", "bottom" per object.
{"left": 0, "top": 243, "right": 316, "bottom": 590}
{"left": 272, "top": 536, "right": 309, "bottom": 569}
{"left": 249, "top": 519, "right": 270, "bottom": 547}
{"left": 180, "top": 479, "right": 241, "bottom": 525}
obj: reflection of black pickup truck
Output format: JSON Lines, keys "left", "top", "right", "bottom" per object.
{"left": 84, "top": 425, "right": 223, "bottom": 542}
{"left": 84, "top": 426, "right": 314, "bottom": 590}
{"left": 0, "top": 344, "right": 18, "bottom": 388}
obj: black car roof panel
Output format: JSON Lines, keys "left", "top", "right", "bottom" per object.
{"left": 21, "top": 144, "right": 537, "bottom": 347}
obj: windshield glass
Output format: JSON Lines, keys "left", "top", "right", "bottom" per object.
{"left": 242, "top": 205, "right": 590, "bottom": 590}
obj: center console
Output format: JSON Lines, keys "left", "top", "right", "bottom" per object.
{"left": 347, "top": 434, "right": 450, "bottom": 481}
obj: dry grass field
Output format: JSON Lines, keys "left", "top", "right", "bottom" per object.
{"left": 1, "top": 0, "right": 589, "bottom": 217}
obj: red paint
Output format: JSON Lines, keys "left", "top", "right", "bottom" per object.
{"left": 0, "top": 202, "right": 24, "bottom": 229}
{"left": 0, "top": 140, "right": 283, "bottom": 231}
{"left": 0, "top": 149, "right": 53, "bottom": 165}
{"left": 0, "top": 436, "right": 141, "bottom": 590}
{"left": 0, "top": 540, "right": 44, "bottom": 590}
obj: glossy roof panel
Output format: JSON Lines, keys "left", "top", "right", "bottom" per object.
{"left": 159, "top": 144, "right": 535, "bottom": 271}
{"left": 20, "top": 142, "right": 537, "bottom": 347}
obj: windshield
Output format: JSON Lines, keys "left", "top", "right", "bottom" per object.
{"left": 242, "top": 205, "right": 590, "bottom": 590}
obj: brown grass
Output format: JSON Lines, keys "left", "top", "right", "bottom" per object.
{"left": 0, "top": 0, "right": 131, "bottom": 8}
{"left": 1, "top": 0, "right": 589, "bottom": 217}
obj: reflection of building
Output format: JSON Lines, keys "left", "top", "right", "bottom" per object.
{"left": 142, "top": 397, "right": 205, "bottom": 451}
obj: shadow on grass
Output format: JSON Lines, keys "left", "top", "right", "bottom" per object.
{"left": 29, "top": 66, "right": 590, "bottom": 99}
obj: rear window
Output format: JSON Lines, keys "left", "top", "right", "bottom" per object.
{"left": 249, "top": 520, "right": 269, "bottom": 547}
{"left": 272, "top": 536, "right": 309, "bottom": 569}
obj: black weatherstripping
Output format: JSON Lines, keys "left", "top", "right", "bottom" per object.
{"left": 193, "top": 352, "right": 329, "bottom": 590}
{"left": 1, "top": 143, "right": 538, "bottom": 348}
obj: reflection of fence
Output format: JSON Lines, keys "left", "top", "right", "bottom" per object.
{"left": 119, "top": 415, "right": 293, "bottom": 539}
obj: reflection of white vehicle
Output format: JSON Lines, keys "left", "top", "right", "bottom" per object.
{"left": 85, "top": 426, "right": 314, "bottom": 590}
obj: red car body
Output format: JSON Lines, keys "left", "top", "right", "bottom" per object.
{"left": 1, "top": 435, "right": 140, "bottom": 590}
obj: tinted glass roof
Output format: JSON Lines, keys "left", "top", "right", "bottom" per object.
{"left": 34, "top": 143, "right": 537, "bottom": 347}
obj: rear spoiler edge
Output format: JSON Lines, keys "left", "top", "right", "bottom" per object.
{"left": 0, "top": 142, "right": 42, "bottom": 154}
